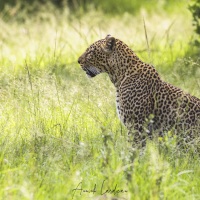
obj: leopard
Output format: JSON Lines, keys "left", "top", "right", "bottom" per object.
{"left": 78, "top": 34, "right": 200, "bottom": 146}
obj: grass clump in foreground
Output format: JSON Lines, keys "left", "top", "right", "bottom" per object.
{"left": 0, "top": 2, "right": 200, "bottom": 200}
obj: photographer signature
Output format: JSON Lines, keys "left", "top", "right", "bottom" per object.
{"left": 72, "top": 179, "right": 128, "bottom": 199}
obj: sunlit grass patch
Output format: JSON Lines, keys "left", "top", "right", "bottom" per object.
{"left": 129, "top": 141, "right": 200, "bottom": 200}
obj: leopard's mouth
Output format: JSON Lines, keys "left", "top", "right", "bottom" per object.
{"left": 82, "top": 66, "right": 100, "bottom": 78}
{"left": 86, "top": 69, "right": 96, "bottom": 78}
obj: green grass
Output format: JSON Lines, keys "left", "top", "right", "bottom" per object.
{"left": 0, "top": 2, "right": 200, "bottom": 200}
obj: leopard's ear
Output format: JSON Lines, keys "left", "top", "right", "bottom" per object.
{"left": 102, "top": 34, "right": 116, "bottom": 54}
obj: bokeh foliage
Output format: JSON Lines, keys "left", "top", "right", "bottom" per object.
{"left": 0, "top": 0, "right": 189, "bottom": 14}
{"left": 189, "top": 0, "right": 200, "bottom": 46}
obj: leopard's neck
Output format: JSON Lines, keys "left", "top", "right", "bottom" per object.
{"left": 106, "top": 54, "right": 145, "bottom": 88}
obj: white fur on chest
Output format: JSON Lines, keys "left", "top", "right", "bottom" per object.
{"left": 116, "top": 95, "right": 123, "bottom": 122}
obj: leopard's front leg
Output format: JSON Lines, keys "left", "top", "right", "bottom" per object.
{"left": 127, "top": 123, "right": 147, "bottom": 148}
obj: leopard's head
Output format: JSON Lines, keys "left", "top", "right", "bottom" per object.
{"left": 78, "top": 34, "right": 116, "bottom": 78}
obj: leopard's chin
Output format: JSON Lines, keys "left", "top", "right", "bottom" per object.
{"left": 81, "top": 65, "right": 100, "bottom": 78}
{"left": 86, "top": 70, "right": 96, "bottom": 78}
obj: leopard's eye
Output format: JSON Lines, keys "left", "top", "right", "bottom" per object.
{"left": 86, "top": 50, "right": 94, "bottom": 60}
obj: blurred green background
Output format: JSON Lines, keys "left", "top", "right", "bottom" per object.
{"left": 0, "top": 0, "right": 187, "bottom": 13}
